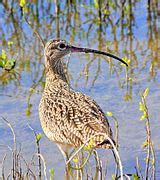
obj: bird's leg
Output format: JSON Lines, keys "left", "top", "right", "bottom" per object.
{"left": 112, "top": 149, "right": 119, "bottom": 179}
{"left": 56, "top": 144, "right": 69, "bottom": 164}
{"left": 93, "top": 150, "right": 102, "bottom": 174}
{"left": 56, "top": 144, "right": 74, "bottom": 178}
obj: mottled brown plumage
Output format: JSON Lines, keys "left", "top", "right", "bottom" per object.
{"left": 39, "top": 39, "right": 123, "bottom": 160}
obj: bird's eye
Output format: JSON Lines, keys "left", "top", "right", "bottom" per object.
{"left": 57, "top": 43, "right": 66, "bottom": 50}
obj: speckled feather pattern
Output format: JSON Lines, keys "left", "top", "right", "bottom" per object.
{"left": 39, "top": 39, "right": 114, "bottom": 151}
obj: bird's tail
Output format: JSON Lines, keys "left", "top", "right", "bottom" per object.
{"left": 96, "top": 138, "right": 116, "bottom": 149}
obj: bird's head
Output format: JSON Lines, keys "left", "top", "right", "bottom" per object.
{"left": 44, "top": 39, "right": 128, "bottom": 68}
{"left": 44, "top": 39, "right": 70, "bottom": 64}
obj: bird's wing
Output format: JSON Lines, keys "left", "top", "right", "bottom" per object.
{"left": 70, "top": 91, "right": 112, "bottom": 133}
{"left": 40, "top": 86, "right": 114, "bottom": 147}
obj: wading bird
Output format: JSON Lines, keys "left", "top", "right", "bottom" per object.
{"left": 39, "top": 39, "right": 127, "bottom": 162}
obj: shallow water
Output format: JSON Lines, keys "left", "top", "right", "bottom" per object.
{"left": 0, "top": 0, "right": 159, "bottom": 179}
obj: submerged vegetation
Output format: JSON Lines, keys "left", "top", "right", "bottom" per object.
{"left": 0, "top": 0, "right": 159, "bottom": 179}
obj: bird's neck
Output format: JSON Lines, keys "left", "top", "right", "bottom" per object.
{"left": 45, "top": 59, "right": 68, "bottom": 84}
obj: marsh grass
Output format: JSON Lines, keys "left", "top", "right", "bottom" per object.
{"left": 0, "top": 117, "right": 45, "bottom": 180}
{"left": 0, "top": 97, "right": 156, "bottom": 180}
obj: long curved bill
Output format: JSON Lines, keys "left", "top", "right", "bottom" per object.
{"left": 68, "top": 45, "right": 128, "bottom": 67}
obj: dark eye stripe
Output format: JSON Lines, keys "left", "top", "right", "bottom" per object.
{"left": 50, "top": 46, "right": 56, "bottom": 50}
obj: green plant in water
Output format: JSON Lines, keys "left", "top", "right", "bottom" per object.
{"left": 106, "top": 111, "right": 119, "bottom": 179}
{"left": 36, "top": 133, "right": 42, "bottom": 143}
{"left": 132, "top": 173, "right": 139, "bottom": 180}
{"left": 0, "top": 50, "right": 16, "bottom": 71}
{"left": 83, "top": 139, "right": 94, "bottom": 151}
{"left": 25, "top": 103, "right": 32, "bottom": 117}
{"left": 49, "top": 168, "right": 54, "bottom": 180}
{"left": 139, "top": 87, "right": 156, "bottom": 180}
{"left": 111, "top": 173, "right": 115, "bottom": 180}
{"left": 122, "top": 57, "right": 132, "bottom": 102}
{"left": 139, "top": 88, "right": 149, "bottom": 121}
{"left": 74, "top": 140, "right": 94, "bottom": 170}
{"left": 20, "top": 0, "right": 26, "bottom": 7}
{"left": 106, "top": 111, "right": 119, "bottom": 149}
